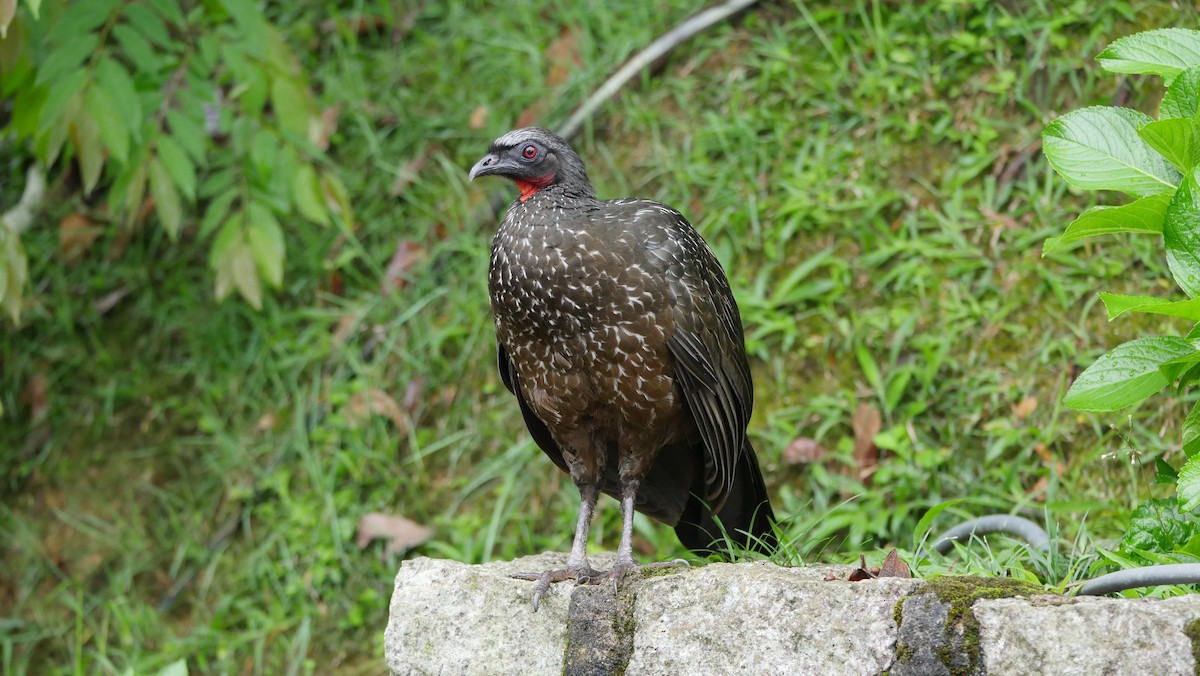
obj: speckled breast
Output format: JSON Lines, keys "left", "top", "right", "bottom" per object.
{"left": 488, "top": 204, "right": 678, "bottom": 431}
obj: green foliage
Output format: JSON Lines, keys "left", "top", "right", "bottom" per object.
{"left": 1043, "top": 27, "right": 1200, "bottom": 510}
{"left": 0, "top": 0, "right": 346, "bottom": 317}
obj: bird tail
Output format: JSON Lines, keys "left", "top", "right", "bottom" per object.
{"left": 674, "top": 440, "right": 777, "bottom": 557}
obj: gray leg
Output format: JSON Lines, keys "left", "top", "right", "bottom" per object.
{"left": 512, "top": 481, "right": 604, "bottom": 611}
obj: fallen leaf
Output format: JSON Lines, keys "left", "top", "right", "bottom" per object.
{"left": 254, "top": 412, "right": 278, "bottom": 432}
{"left": 401, "top": 376, "right": 426, "bottom": 413}
{"left": 516, "top": 101, "right": 544, "bottom": 129}
{"left": 314, "top": 104, "right": 341, "bottom": 151}
{"left": 782, "top": 437, "right": 828, "bottom": 465}
{"left": 852, "top": 402, "right": 882, "bottom": 479}
{"left": 1013, "top": 395, "right": 1037, "bottom": 420}
{"left": 847, "top": 553, "right": 878, "bottom": 581}
{"left": 381, "top": 240, "right": 425, "bottom": 295}
{"left": 92, "top": 287, "right": 130, "bottom": 316}
{"left": 468, "top": 105, "right": 488, "bottom": 130}
{"left": 878, "top": 549, "right": 911, "bottom": 578}
{"left": 545, "top": 28, "right": 581, "bottom": 88}
{"left": 345, "top": 388, "right": 407, "bottom": 432}
{"left": 23, "top": 372, "right": 48, "bottom": 423}
{"left": 60, "top": 213, "right": 103, "bottom": 264}
{"left": 356, "top": 512, "right": 432, "bottom": 555}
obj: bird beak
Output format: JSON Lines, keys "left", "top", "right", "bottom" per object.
{"left": 469, "top": 153, "right": 516, "bottom": 181}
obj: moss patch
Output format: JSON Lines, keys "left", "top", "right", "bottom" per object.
{"left": 1183, "top": 617, "right": 1200, "bottom": 676}
{"left": 895, "top": 576, "right": 1047, "bottom": 676}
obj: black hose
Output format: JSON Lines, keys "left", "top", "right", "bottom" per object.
{"left": 1077, "top": 564, "right": 1200, "bottom": 595}
{"left": 930, "top": 515, "right": 1050, "bottom": 556}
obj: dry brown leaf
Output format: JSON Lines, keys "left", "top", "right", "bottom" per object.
{"left": 346, "top": 389, "right": 407, "bottom": 432}
{"left": 878, "top": 549, "right": 911, "bottom": 578}
{"left": 60, "top": 213, "right": 103, "bottom": 264}
{"left": 357, "top": 512, "right": 432, "bottom": 555}
{"left": 852, "top": 402, "right": 882, "bottom": 478}
{"left": 1013, "top": 395, "right": 1038, "bottom": 420}
{"left": 516, "top": 101, "right": 544, "bottom": 129}
{"left": 401, "top": 376, "right": 427, "bottom": 413}
{"left": 23, "top": 372, "right": 49, "bottom": 423}
{"left": 545, "top": 28, "right": 581, "bottom": 88}
{"left": 315, "top": 104, "right": 341, "bottom": 151}
{"left": 381, "top": 240, "right": 425, "bottom": 295}
{"left": 254, "top": 412, "right": 278, "bottom": 432}
{"left": 92, "top": 287, "right": 130, "bottom": 316}
{"left": 847, "top": 553, "right": 878, "bottom": 581}
{"left": 782, "top": 437, "right": 828, "bottom": 465}
{"left": 468, "top": 105, "right": 489, "bottom": 130}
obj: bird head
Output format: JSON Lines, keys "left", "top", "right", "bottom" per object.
{"left": 469, "top": 127, "right": 594, "bottom": 202}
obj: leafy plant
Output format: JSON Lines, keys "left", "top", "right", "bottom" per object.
{"left": 1042, "top": 28, "right": 1200, "bottom": 509}
{"left": 0, "top": 0, "right": 350, "bottom": 320}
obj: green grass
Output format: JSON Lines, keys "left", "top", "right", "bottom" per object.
{"left": 4, "top": 0, "right": 1200, "bottom": 672}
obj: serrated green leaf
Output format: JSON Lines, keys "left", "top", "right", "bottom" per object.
{"left": 123, "top": 3, "right": 170, "bottom": 47}
{"left": 1164, "top": 173, "right": 1200, "bottom": 298}
{"left": 219, "top": 0, "right": 266, "bottom": 57}
{"left": 1163, "top": 66, "right": 1200, "bottom": 120}
{"left": 1157, "top": 457, "right": 1180, "bottom": 485}
{"left": 1099, "top": 293, "right": 1200, "bottom": 321}
{"left": 1139, "top": 118, "right": 1200, "bottom": 172}
{"left": 70, "top": 108, "right": 105, "bottom": 195}
{"left": 1043, "top": 106, "right": 1181, "bottom": 197}
{"left": 246, "top": 203, "right": 284, "bottom": 287}
{"left": 121, "top": 161, "right": 147, "bottom": 227}
{"left": 156, "top": 135, "right": 195, "bottom": 201}
{"left": 146, "top": 0, "right": 184, "bottom": 27}
{"left": 36, "top": 32, "right": 96, "bottom": 86}
{"left": 148, "top": 157, "right": 182, "bottom": 238}
{"left": 292, "top": 164, "right": 328, "bottom": 225}
{"left": 1, "top": 0, "right": 16, "bottom": 40}
{"left": 1063, "top": 336, "right": 1198, "bottom": 412}
{"left": 37, "top": 68, "right": 86, "bottom": 130}
{"left": 200, "top": 190, "right": 237, "bottom": 239}
{"left": 320, "top": 171, "right": 353, "bottom": 226}
{"left": 94, "top": 58, "right": 142, "bottom": 138}
{"left": 86, "top": 83, "right": 129, "bottom": 163}
{"left": 112, "top": 23, "right": 161, "bottom": 73}
{"left": 45, "top": 0, "right": 114, "bottom": 43}
{"left": 1180, "top": 454, "right": 1200, "bottom": 511}
{"left": 211, "top": 219, "right": 239, "bottom": 303}
{"left": 1097, "top": 28, "right": 1200, "bottom": 84}
{"left": 166, "top": 110, "right": 206, "bottom": 163}
{"left": 270, "top": 77, "right": 311, "bottom": 138}
{"left": 231, "top": 239, "right": 262, "bottom": 309}
{"left": 1185, "top": 401, "right": 1200, "bottom": 458}
{"left": 1042, "top": 192, "right": 1171, "bottom": 255}
{"left": 249, "top": 129, "right": 279, "bottom": 178}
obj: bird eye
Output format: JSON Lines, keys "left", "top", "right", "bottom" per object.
{"left": 522, "top": 145, "right": 538, "bottom": 159}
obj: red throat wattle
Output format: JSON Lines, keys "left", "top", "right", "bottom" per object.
{"left": 516, "top": 174, "right": 554, "bottom": 203}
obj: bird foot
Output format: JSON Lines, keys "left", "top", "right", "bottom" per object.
{"left": 512, "top": 565, "right": 604, "bottom": 612}
{"left": 608, "top": 557, "right": 690, "bottom": 592}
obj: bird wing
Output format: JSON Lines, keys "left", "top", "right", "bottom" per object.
{"left": 496, "top": 342, "right": 570, "bottom": 476}
{"left": 631, "top": 201, "right": 753, "bottom": 513}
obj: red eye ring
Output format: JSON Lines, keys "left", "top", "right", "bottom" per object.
{"left": 522, "top": 145, "right": 538, "bottom": 159}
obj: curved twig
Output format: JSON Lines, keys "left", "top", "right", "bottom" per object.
{"left": 929, "top": 515, "right": 1051, "bottom": 556}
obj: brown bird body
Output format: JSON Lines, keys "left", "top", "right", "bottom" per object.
{"left": 471, "top": 128, "right": 775, "bottom": 606}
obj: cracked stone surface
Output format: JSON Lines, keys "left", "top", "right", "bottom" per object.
{"left": 976, "top": 595, "right": 1200, "bottom": 675}
{"left": 385, "top": 554, "right": 1200, "bottom": 676}
{"left": 626, "top": 561, "right": 919, "bottom": 676}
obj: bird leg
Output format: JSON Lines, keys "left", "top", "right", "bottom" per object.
{"left": 512, "top": 481, "right": 604, "bottom": 611}
{"left": 607, "top": 479, "right": 689, "bottom": 592}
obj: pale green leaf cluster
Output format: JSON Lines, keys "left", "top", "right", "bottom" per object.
{"left": 1043, "top": 28, "right": 1200, "bottom": 509}
{"left": 0, "top": 0, "right": 350, "bottom": 315}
